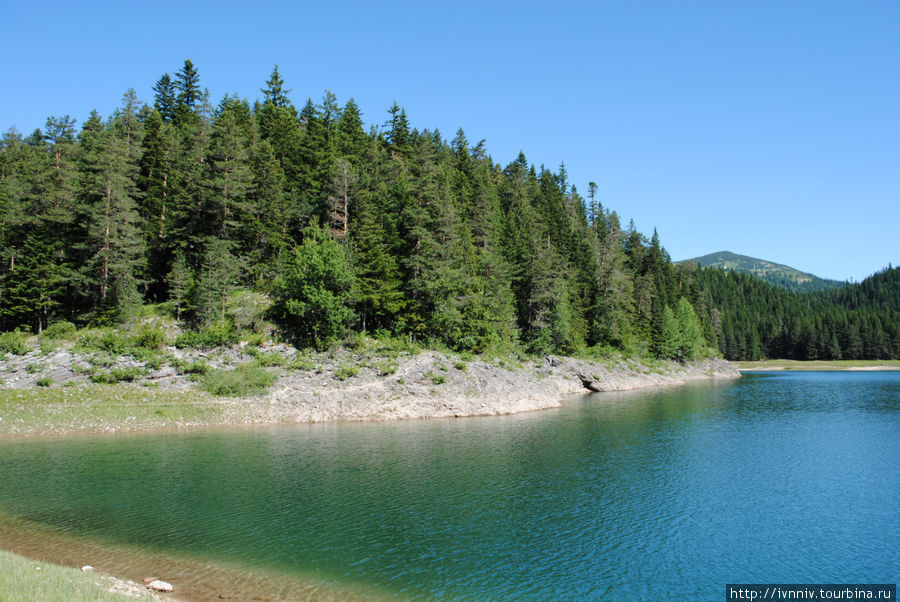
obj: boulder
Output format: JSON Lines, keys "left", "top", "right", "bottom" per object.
{"left": 146, "top": 580, "right": 174, "bottom": 593}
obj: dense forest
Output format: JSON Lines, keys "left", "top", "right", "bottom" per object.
{"left": 1, "top": 60, "right": 895, "bottom": 362}
{"left": 687, "top": 264, "right": 900, "bottom": 361}
{"left": 0, "top": 60, "right": 707, "bottom": 359}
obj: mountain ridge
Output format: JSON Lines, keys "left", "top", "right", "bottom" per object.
{"left": 680, "top": 251, "right": 847, "bottom": 293}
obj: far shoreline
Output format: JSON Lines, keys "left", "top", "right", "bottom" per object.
{"left": 735, "top": 359, "right": 900, "bottom": 372}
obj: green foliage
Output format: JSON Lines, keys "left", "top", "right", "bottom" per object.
{"left": 75, "top": 329, "right": 130, "bottom": 355}
{"left": 90, "top": 366, "right": 146, "bottom": 383}
{"left": 133, "top": 325, "right": 167, "bottom": 350}
{"left": 174, "top": 324, "right": 238, "bottom": 349}
{"left": 42, "top": 321, "right": 77, "bottom": 340}
{"left": 199, "top": 362, "right": 276, "bottom": 396}
{"left": 334, "top": 363, "right": 359, "bottom": 381}
{"left": 0, "top": 331, "right": 29, "bottom": 355}
{"left": 171, "top": 358, "right": 209, "bottom": 375}
{"left": 37, "top": 376, "right": 53, "bottom": 387}
{"left": 26, "top": 363, "right": 43, "bottom": 374}
{"left": 271, "top": 222, "right": 356, "bottom": 350}
{"left": 375, "top": 358, "right": 398, "bottom": 376}
{"left": 247, "top": 348, "right": 287, "bottom": 366}
{"left": 426, "top": 371, "right": 446, "bottom": 385}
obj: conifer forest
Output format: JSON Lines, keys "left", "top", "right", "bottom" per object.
{"left": 1, "top": 61, "right": 897, "bottom": 361}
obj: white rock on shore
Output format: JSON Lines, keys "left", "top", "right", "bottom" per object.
{"left": 146, "top": 579, "right": 174, "bottom": 592}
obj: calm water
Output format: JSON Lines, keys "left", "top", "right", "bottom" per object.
{"left": 1, "top": 372, "right": 898, "bottom": 599}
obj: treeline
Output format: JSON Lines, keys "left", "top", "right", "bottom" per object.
{"left": 686, "top": 265, "right": 900, "bottom": 361}
{"left": 3, "top": 60, "right": 710, "bottom": 358}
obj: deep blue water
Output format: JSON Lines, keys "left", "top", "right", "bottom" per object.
{"left": 0, "top": 371, "right": 897, "bottom": 599}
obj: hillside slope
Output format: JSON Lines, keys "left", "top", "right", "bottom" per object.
{"left": 681, "top": 251, "right": 846, "bottom": 292}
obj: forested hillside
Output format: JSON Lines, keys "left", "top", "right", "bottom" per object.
{"left": 0, "top": 60, "right": 708, "bottom": 359}
{"left": 686, "top": 264, "right": 900, "bottom": 360}
{"left": 682, "top": 251, "right": 847, "bottom": 292}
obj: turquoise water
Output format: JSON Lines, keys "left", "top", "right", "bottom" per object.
{"left": 1, "top": 372, "right": 898, "bottom": 599}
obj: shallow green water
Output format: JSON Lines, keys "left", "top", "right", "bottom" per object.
{"left": 1, "top": 372, "right": 898, "bottom": 599}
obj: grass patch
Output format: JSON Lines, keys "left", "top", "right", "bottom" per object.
{"left": 0, "top": 385, "right": 224, "bottom": 435}
{"left": 375, "top": 358, "right": 397, "bottom": 376}
{"left": 0, "top": 548, "right": 159, "bottom": 601}
{"left": 425, "top": 371, "right": 446, "bottom": 385}
{"left": 248, "top": 348, "right": 287, "bottom": 366}
{"left": 199, "top": 362, "right": 276, "bottom": 396}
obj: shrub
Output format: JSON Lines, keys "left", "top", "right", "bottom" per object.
{"left": 250, "top": 350, "right": 287, "bottom": 367}
{"left": 175, "top": 324, "right": 239, "bottom": 349}
{"left": 200, "top": 363, "right": 275, "bottom": 396}
{"left": 76, "top": 329, "right": 129, "bottom": 354}
{"left": 36, "top": 376, "right": 53, "bottom": 387}
{"left": 42, "top": 321, "right": 77, "bottom": 340}
{"left": 376, "top": 359, "right": 397, "bottom": 376}
{"left": 25, "top": 363, "right": 43, "bottom": 374}
{"left": 90, "top": 370, "right": 118, "bottom": 384}
{"left": 334, "top": 363, "right": 359, "bottom": 381}
{"left": 110, "top": 366, "right": 145, "bottom": 382}
{"left": 90, "top": 366, "right": 145, "bottom": 383}
{"left": 133, "top": 326, "right": 167, "bottom": 350}
{"left": 0, "top": 331, "right": 28, "bottom": 356}
{"left": 171, "top": 358, "right": 209, "bottom": 375}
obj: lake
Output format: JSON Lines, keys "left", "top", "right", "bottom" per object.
{"left": 0, "top": 371, "right": 897, "bottom": 599}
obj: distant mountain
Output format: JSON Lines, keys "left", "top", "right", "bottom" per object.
{"left": 680, "top": 251, "right": 848, "bottom": 293}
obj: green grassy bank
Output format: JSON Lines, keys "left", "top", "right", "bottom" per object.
{"left": 0, "top": 384, "right": 232, "bottom": 437}
{"left": 0, "top": 549, "right": 160, "bottom": 601}
{"left": 734, "top": 359, "right": 900, "bottom": 371}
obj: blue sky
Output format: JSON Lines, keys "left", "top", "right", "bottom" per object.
{"left": 3, "top": 0, "right": 897, "bottom": 282}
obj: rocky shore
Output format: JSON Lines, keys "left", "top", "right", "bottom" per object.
{"left": 1, "top": 341, "right": 740, "bottom": 435}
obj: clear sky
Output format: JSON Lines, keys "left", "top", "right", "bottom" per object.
{"left": 3, "top": 0, "right": 897, "bottom": 282}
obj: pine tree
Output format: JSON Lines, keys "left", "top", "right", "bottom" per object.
{"left": 166, "top": 250, "right": 192, "bottom": 321}
{"left": 153, "top": 73, "right": 178, "bottom": 122}
{"left": 175, "top": 59, "right": 202, "bottom": 118}
{"left": 261, "top": 65, "right": 291, "bottom": 107}
{"left": 76, "top": 111, "right": 145, "bottom": 322}
{"left": 196, "top": 237, "right": 241, "bottom": 327}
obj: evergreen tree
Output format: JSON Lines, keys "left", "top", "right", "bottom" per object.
{"left": 261, "top": 65, "right": 291, "bottom": 107}
{"left": 152, "top": 73, "right": 178, "bottom": 122}
{"left": 76, "top": 111, "right": 145, "bottom": 322}
{"left": 175, "top": 59, "right": 202, "bottom": 118}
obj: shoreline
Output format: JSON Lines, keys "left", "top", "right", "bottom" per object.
{"left": 735, "top": 359, "right": 900, "bottom": 372}
{"left": 1, "top": 346, "right": 740, "bottom": 437}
